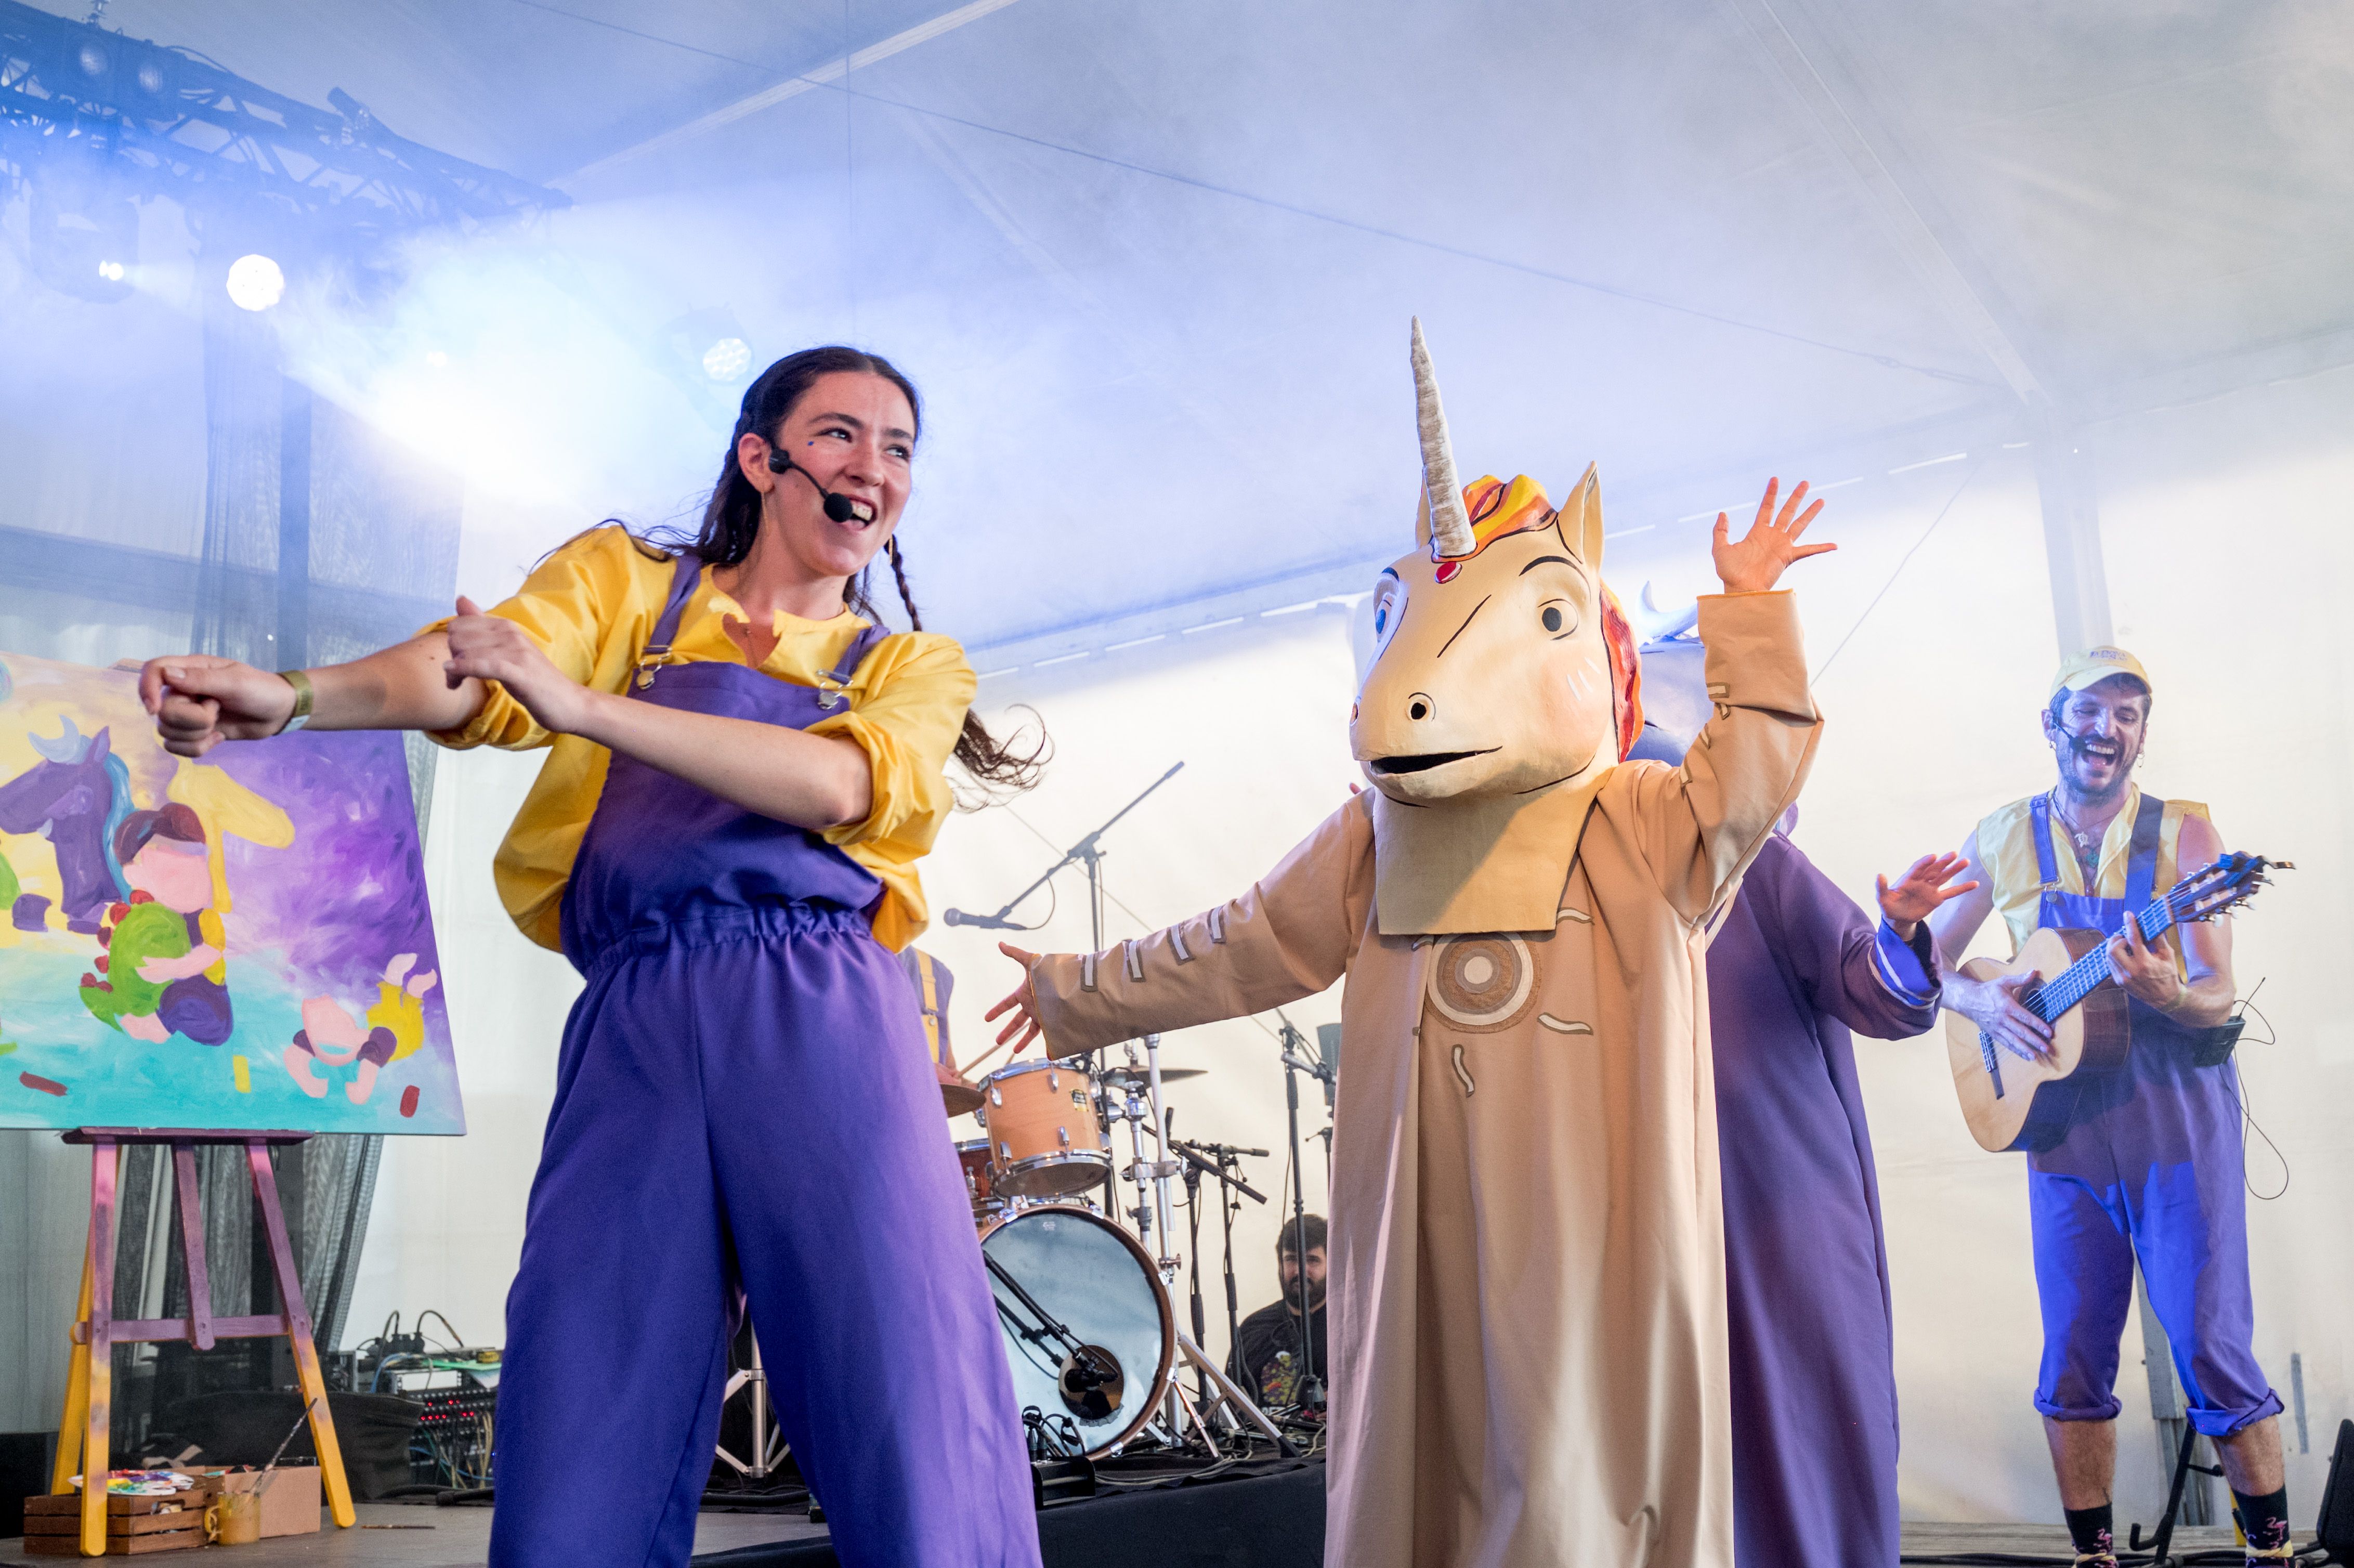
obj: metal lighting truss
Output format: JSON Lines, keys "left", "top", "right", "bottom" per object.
{"left": 0, "top": 0, "right": 565, "bottom": 252}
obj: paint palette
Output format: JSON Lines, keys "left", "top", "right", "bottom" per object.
{"left": 0, "top": 651, "right": 464, "bottom": 1134}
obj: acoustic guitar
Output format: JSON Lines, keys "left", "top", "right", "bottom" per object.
{"left": 1946, "top": 851, "right": 2287, "bottom": 1153}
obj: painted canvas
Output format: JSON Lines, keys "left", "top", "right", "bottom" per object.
{"left": 0, "top": 650, "right": 463, "bottom": 1134}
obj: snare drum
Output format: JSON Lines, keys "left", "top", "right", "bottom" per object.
{"left": 955, "top": 1137, "right": 1004, "bottom": 1225}
{"left": 978, "top": 1058, "right": 1109, "bottom": 1199}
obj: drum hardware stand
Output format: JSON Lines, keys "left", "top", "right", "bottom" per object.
{"left": 714, "top": 1336, "right": 788, "bottom": 1481}
{"left": 1275, "top": 1012, "right": 1335, "bottom": 1415}
{"left": 1172, "top": 1138, "right": 1267, "bottom": 1407}
{"left": 937, "top": 760, "right": 1185, "bottom": 1223}
{"left": 1170, "top": 1333, "right": 1298, "bottom": 1458}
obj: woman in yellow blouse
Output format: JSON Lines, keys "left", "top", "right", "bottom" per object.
{"left": 139, "top": 347, "right": 1045, "bottom": 1568}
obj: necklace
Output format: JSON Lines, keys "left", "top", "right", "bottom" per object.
{"left": 2047, "top": 789, "right": 2107, "bottom": 877}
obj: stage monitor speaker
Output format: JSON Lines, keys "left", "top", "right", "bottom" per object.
{"left": 2317, "top": 1417, "right": 2354, "bottom": 1558}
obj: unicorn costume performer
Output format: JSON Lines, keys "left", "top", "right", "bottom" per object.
{"left": 1011, "top": 323, "right": 1827, "bottom": 1567}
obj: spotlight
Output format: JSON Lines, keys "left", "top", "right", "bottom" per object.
{"left": 30, "top": 171, "right": 135, "bottom": 303}
{"left": 424, "top": 349, "right": 450, "bottom": 368}
{"left": 77, "top": 42, "right": 107, "bottom": 77}
{"left": 225, "top": 253, "right": 285, "bottom": 311}
{"left": 702, "top": 337, "right": 751, "bottom": 381}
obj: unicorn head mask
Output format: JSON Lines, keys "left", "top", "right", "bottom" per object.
{"left": 1351, "top": 319, "right": 1642, "bottom": 808}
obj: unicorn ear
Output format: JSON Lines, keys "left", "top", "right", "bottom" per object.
{"left": 1568, "top": 463, "right": 1604, "bottom": 570}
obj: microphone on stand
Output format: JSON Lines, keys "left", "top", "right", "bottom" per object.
{"left": 765, "top": 448, "right": 873, "bottom": 524}
{"left": 943, "top": 908, "right": 1021, "bottom": 930}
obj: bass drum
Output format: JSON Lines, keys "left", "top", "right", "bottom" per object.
{"left": 978, "top": 1205, "right": 1174, "bottom": 1457}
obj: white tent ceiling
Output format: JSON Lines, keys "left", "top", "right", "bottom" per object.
{"left": 19, "top": 0, "right": 2354, "bottom": 652}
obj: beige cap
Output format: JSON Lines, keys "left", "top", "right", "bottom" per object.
{"left": 2050, "top": 645, "right": 2152, "bottom": 700}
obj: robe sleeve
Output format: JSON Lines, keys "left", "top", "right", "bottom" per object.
{"left": 1747, "top": 834, "right": 1940, "bottom": 1040}
{"left": 1029, "top": 795, "right": 1373, "bottom": 1054}
{"left": 1613, "top": 590, "right": 1822, "bottom": 925}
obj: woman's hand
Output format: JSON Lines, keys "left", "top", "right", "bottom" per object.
{"left": 983, "top": 942, "right": 1047, "bottom": 1055}
{"left": 1875, "top": 853, "right": 1980, "bottom": 940}
{"left": 442, "top": 597, "right": 593, "bottom": 737}
{"left": 140, "top": 656, "right": 297, "bottom": 758}
{"left": 1946, "top": 969, "right": 2054, "bottom": 1062}
{"left": 1712, "top": 477, "right": 1835, "bottom": 593}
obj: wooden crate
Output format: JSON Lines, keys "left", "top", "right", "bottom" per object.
{"left": 21, "top": 1492, "right": 204, "bottom": 1553}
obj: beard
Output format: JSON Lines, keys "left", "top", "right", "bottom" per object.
{"left": 2058, "top": 730, "right": 2137, "bottom": 802}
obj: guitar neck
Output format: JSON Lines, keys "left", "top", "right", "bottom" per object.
{"left": 2027, "top": 897, "right": 2176, "bottom": 1022}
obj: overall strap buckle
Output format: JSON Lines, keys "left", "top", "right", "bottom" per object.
{"left": 634, "top": 644, "right": 673, "bottom": 689}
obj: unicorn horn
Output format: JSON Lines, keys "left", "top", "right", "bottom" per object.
{"left": 1411, "top": 318, "right": 1474, "bottom": 559}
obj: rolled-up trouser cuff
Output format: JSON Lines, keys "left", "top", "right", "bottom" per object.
{"left": 2191, "top": 1387, "right": 2284, "bottom": 1439}
{"left": 2035, "top": 1391, "right": 2123, "bottom": 1423}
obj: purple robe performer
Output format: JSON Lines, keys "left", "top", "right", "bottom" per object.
{"left": 1631, "top": 610, "right": 1946, "bottom": 1567}
{"left": 1707, "top": 828, "right": 1938, "bottom": 1566}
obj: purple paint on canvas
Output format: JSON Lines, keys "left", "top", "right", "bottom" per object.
{"left": 204, "top": 733, "right": 436, "bottom": 994}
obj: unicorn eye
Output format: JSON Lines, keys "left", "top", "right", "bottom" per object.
{"left": 1540, "top": 602, "right": 1574, "bottom": 636}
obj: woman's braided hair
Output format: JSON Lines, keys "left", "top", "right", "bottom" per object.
{"left": 646, "top": 346, "right": 1045, "bottom": 794}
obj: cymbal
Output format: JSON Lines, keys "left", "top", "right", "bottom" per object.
{"left": 1095, "top": 1066, "right": 1207, "bottom": 1089}
{"left": 938, "top": 1064, "right": 985, "bottom": 1117}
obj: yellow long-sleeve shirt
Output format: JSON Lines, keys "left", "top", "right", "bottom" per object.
{"left": 424, "top": 526, "right": 975, "bottom": 953}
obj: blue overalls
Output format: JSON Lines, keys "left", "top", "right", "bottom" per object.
{"left": 2023, "top": 795, "right": 2281, "bottom": 1437}
{"left": 488, "top": 554, "right": 1042, "bottom": 1567}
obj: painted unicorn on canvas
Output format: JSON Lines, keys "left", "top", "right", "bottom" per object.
{"left": 0, "top": 717, "right": 132, "bottom": 934}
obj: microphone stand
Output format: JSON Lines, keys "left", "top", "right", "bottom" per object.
{"left": 943, "top": 761, "right": 1184, "bottom": 950}
{"left": 1183, "top": 1158, "right": 1208, "bottom": 1407}
{"left": 1171, "top": 1138, "right": 1266, "bottom": 1364}
{"left": 1274, "top": 1012, "right": 1333, "bottom": 1417}
{"left": 940, "top": 761, "right": 1184, "bottom": 1225}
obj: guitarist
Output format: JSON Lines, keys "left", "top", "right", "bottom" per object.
{"left": 1929, "top": 648, "right": 2287, "bottom": 1567}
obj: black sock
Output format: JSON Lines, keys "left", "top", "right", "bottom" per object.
{"left": 2063, "top": 1503, "right": 2115, "bottom": 1560}
{"left": 2232, "top": 1485, "right": 2292, "bottom": 1556}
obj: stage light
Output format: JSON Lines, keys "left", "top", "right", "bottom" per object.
{"left": 77, "top": 41, "right": 107, "bottom": 77}
{"left": 702, "top": 337, "right": 751, "bottom": 381}
{"left": 96, "top": 260, "right": 125, "bottom": 282}
{"left": 225, "top": 253, "right": 285, "bottom": 311}
{"left": 425, "top": 349, "right": 450, "bottom": 369}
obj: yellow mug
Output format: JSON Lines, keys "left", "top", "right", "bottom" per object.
{"left": 208, "top": 1489, "right": 263, "bottom": 1545}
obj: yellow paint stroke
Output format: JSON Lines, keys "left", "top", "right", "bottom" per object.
{"left": 232, "top": 1054, "right": 251, "bottom": 1093}
{"left": 167, "top": 762, "right": 294, "bottom": 914}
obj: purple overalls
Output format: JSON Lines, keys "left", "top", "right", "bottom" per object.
{"left": 2023, "top": 794, "right": 2280, "bottom": 1437}
{"left": 487, "top": 555, "right": 1042, "bottom": 1568}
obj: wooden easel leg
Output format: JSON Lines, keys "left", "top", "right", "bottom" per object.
{"left": 246, "top": 1142, "right": 356, "bottom": 1529}
{"left": 51, "top": 1235, "right": 94, "bottom": 1495}
{"left": 79, "top": 1139, "right": 120, "bottom": 1558}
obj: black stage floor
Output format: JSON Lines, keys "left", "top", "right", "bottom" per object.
{"left": 0, "top": 1481, "right": 2264, "bottom": 1567}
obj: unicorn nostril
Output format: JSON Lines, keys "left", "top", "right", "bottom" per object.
{"left": 1407, "top": 693, "right": 1434, "bottom": 722}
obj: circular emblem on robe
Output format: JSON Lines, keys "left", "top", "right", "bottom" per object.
{"left": 1428, "top": 935, "right": 1540, "bottom": 1033}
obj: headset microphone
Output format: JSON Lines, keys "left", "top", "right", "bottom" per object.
{"left": 765, "top": 449, "right": 871, "bottom": 524}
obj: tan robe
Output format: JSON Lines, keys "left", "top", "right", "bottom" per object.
{"left": 1029, "top": 592, "right": 1822, "bottom": 1568}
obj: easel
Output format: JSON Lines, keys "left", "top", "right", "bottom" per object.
{"left": 51, "top": 1129, "right": 356, "bottom": 1557}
